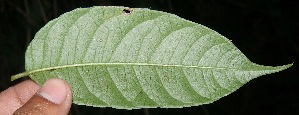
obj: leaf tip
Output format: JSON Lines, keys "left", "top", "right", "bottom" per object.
{"left": 260, "top": 63, "right": 293, "bottom": 76}
{"left": 276, "top": 63, "right": 293, "bottom": 71}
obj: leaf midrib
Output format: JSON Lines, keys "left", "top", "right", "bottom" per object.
{"left": 11, "top": 62, "right": 243, "bottom": 81}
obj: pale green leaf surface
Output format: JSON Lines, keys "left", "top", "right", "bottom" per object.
{"left": 11, "top": 6, "right": 292, "bottom": 109}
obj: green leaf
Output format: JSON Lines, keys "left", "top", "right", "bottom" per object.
{"left": 11, "top": 6, "right": 292, "bottom": 109}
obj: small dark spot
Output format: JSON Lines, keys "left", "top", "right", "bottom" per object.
{"left": 122, "top": 8, "right": 132, "bottom": 15}
{"left": 49, "top": 68, "right": 56, "bottom": 72}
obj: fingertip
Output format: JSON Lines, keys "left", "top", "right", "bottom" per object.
{"left": 13, "top": 78, "right": 72, "bottom": 115}
{"left": 38, "top": 78, "right": 67, "bottom": 104}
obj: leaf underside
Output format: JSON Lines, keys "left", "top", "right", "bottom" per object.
{"left": 11, "top": 6, "right": 292, "bottom": 109}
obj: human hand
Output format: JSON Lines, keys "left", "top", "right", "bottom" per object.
{"left": 0, "top": 78, "right": 72, "bottom": 115}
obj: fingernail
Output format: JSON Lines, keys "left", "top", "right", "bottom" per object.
{"left": 38, "top": 79, "right": 67, "bottom": 104}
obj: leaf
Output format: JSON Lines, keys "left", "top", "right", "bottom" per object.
{"left": 11, "top": 6, "right": 292, "bottom": 109}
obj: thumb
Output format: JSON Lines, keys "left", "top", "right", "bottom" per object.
{"left": 13, "top": 78, "right": 72, "bottom": 115}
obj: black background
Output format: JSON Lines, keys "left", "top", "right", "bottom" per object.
{"left": 0, "top": 0, "right": 298, "bottom": 115}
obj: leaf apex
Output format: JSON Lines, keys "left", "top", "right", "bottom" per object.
{"left": 272, "top": 63, "right": 293, "bottom": 71}
{"left": 256, "top": 63, "right": 293, "bottom": 76}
